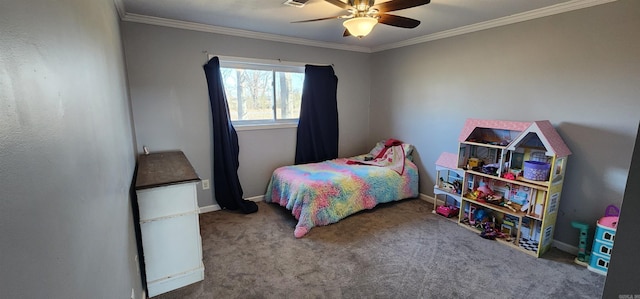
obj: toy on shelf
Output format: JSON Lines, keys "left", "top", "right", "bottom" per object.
{"left": 523, "top": 161, "right": 551, "bottom": 181}
{"left": 462, "top": 207, "right": 509, "bottom": 241}
{"left": 436, "top": 205, "right": 460, "bottom": 218}
{"left": 501, "top": 215, "right": 517, "bottom": 238}
{"left": 439, "top": 177, "right": 461, "bottom": 194}
{"left": 502, "top": 172, "right": 516, "bottom": 180}
{"left": 480, "top": 222, "right": 505, "bottom": 240}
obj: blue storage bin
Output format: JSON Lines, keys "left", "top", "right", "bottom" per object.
{"left": 592, "top": 239, "right": 614, "bottom": 257}
{"left": 593, "top": 223, "right": 616, "bottom": 244}
{"left": 588, "top": 252, "right": 610, "bottom": 275}
{"left": 588, "top": 217, "right": 617, "bottom": 275}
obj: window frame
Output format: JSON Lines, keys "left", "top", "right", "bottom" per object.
{"left": 212, "top": 55, "right": 306, "bottom": 130}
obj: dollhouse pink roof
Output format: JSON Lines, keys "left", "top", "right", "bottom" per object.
{"left": 510, "top": 120, "right": 573, "bottom": 157}
{"left": 458, "top": 119, "right": 532, "bottom": 142}
{"left": 435, "top": 152, "right": 458, "bottom": 169}
{"left": 458, "top": 118, "right": 572, "bottom": 157}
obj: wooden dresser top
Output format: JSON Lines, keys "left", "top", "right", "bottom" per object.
{"left": 135, "top": 151, "right": 200, "bottom": 190}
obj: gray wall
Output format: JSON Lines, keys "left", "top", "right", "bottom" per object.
{"left": 603, "top": 123, "right": 640, "bottom": 298}
{"left": 0, "top": 0, "right": 142, "bottom": 298}
{"left": 370, "top": 0, "right": 640, "bottom": 246}
{"left": 121, "top": 23, "right": 372, "bottom": 207}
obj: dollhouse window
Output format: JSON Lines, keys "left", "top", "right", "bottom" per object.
{"left": 603, "top": 232, "right": 615, "bottom": 242}
{"left": 530, "top": 152, "right": 548, "bottom": 162}
{"left": 597, "top": 259, "right": 609, "bottom": 268}
{"left": 599, "top": 245, "right": 612, "bottom": 255}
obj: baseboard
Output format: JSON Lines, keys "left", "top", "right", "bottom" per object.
{"left": 198, "top": 204, "right": 220, "bottom": 214}
{"left": 419, "top": 193, "right": 444, "bottom": 206}
{"left": 198, "top": 195, "right": 264, "bottom": 214}
{"left": 420, "top": 193, "right": 578, "bottom": 255}
{"left": 552, "top": 239, "right": 579, "bottom": 255}
{"left": 246, "top": 195, "right": 265, "bottom": 202}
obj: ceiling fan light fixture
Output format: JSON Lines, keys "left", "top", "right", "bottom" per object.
{"left": 343, "top": 17, "right": 378, "bottom": 38}
{"left": 283, "top": 0, "right": 308, "bottom": 8}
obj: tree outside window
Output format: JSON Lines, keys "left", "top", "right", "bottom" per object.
{"left": 220, "top": 60, "right": 304, "bottom": 124}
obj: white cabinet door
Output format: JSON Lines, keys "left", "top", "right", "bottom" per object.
{"left": 137, "top": 181, "right": 204, "bottom": 296}
{"left": 141, "top": 213, "right": 202, "bottom": 283}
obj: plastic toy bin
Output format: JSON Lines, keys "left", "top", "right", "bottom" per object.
{"left": 594, "top": 223, "right": 616, "bottom": 244}
{"left": 588, "top": 216, "right": 618, "bottom": 275}
{"left": 592, "top": 239, "right": 614, "bottom": 256}
{"left": 523, "top": 161, "right": 550, "bottom": 181}
{"left": 589, "top": 252, "right": 610, "bottom": 274}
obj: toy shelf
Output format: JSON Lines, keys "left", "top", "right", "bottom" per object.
{"left": 515, "top": 176, "right": 551, "bottom": 188}
{"left": 457, "top": 221, "right": 526, "bottom": 251}
{"left": 459, "top": 198, "right": 552, "bottom": 255}
{"left": 458, "top": 197, "right": 526, "bottom": 247}
{"left": 460, "top": 223, "right": 544, "bottom": 255}
{"left": 443, "top": 119, "right": 571, "bottom": 258}
{"left": 434, "top": 187, "right": 462, "bottom": 200}
{"left": 465, "top": 170, "right": 549, "bottom": 190}
{"left": 433, "top": 152, "right": 464, "bottom": 220}
{"left": 462, "top": 197, "right": 526, "bottom": 218}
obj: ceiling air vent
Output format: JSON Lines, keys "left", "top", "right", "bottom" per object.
{"left": 283, "top": 0, "right": 309, "bottom": 8}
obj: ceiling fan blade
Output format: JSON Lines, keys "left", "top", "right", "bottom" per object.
{"left": 343, "top": 29, "right": 351, "bottom": 37}
{"left": 378, "top": 14, "right": 420, "bottom": 28}
{"left": 292, "top": 15, "right": 345, "bottom": 23}
{"left": 375, "top": 0, "right": 430, "bottom": 13}
{"left": 324, "top": 0, "right": 352, "bottom": 10}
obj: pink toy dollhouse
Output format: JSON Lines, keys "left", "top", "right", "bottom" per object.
{"left": 452, "top": 118, "right": 571, "bottom": 257}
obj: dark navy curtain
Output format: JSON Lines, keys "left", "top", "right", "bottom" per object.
{"left": 203, "top": 57, "right": 258, "bottom": 214}
{"left": 295, "top": 65, "right": 339, "bottom": 164}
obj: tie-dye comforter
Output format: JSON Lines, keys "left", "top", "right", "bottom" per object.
{"left": 264, "top": 155, "right": 419, "bottom": 238}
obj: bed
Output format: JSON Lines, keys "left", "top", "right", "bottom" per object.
{"left": 264, "top": 140, "right": 419, "bottom": 238}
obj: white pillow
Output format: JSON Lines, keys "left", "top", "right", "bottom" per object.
{"left": 368, "top": 140, "right": 414, "bottom": 157}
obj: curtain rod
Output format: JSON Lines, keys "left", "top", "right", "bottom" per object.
{"left": 202, "top": 51, "right": 333, "bottom": 67}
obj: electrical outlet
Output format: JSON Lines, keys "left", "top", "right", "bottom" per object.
{"left": 202, "top": 179, "right": 210, "bottom": 190}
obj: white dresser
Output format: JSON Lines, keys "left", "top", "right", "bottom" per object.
{"left": 135, "top": 151, "right": 204, "bottom": 297}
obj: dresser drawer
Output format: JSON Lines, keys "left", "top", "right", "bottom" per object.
{"left": 137, "top": 183, "right": 197, "bottom": 221}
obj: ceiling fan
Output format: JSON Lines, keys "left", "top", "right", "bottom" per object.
{"left": 293, "top": 0, "right": 431, "bottom": 38}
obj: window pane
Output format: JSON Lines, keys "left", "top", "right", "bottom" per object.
{"left": 221, "top": 67, "right": 273, "bottom": 121}
{"left": 219, "top": 58, "right": 304, "bottom": 124}
{"left": 275, "top": 71, "right": 304, "bottom": 120}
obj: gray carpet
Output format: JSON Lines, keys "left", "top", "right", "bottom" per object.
{"left": 154, "top": 199, "right": 605, "bottom": 299}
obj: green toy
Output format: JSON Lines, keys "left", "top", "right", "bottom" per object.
{"left": 571, "top": 221, "right": 590, "bottom": 266}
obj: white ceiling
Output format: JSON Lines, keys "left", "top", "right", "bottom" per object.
{"left": 116, "top": 0, "right": 613, "bottom": 52}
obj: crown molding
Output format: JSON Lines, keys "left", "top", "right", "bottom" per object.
{"left": 112, "top": 0, "right": 126, "bottom": 20}
{"left": 119, "top": 13, "right": 372, "bottom": 53}
{"left": 115, "top": 0, "right": 616, "bottom": 54}
{"left": 372, "top": 0, "right": 617, "bottom": 52}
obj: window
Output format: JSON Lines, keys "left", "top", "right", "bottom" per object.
{"left": 218, "top": 57, "right": 305, "bottom": 128}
